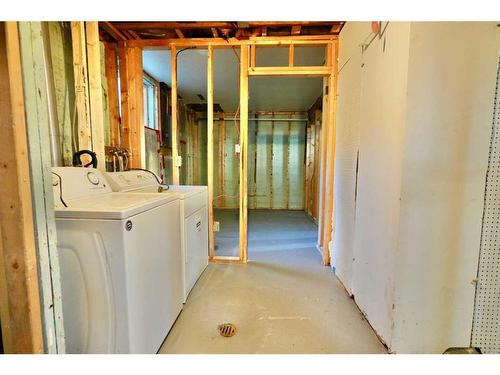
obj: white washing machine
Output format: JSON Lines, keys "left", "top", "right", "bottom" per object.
{"left": 105, "top": 170, "right": 209, "bottom": 303}
{"left": 51, "top": 167, "right": 183, "bottom": 353}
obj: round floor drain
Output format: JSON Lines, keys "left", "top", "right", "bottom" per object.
{"left": 218, "top": 323, "right": 237, "bottom": 337}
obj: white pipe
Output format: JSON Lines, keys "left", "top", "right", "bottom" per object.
{"left": 41, "top": 22, "right": 63, "bottom": 166}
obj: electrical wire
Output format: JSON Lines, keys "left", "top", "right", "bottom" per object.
{"left": 129, "top": 168, "right": 169, "bottom": 190}
{"left": 51, "top": 171, "right": 68, "bottom": 208}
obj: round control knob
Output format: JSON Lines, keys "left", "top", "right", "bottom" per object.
{"left": 87, "top": 172, "right": 100, "bottom": 185}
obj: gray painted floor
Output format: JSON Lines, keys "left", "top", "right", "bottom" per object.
{"left": 215, "top": 209, "right": 319, "bottom": 256}
{"left": 159, "top": 210, "right": 387, "bottom": 354}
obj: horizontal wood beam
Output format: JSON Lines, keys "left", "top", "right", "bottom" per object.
{"left": 248, "top": 66, "right": 332, "bottom": 77}
{"left": 128, "top": 34, "right": 337, "bottom": 49}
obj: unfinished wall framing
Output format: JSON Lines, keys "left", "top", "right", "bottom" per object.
{"left": 0, "top": 21, "right": 45, "bottom": 354}
{"left": 114, "top": 34, "right": 338, "bottom": 264}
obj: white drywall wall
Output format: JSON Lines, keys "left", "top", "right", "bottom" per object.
{"left": 351, "top": 22, "right": 411, "bottom": 346}
{"left": 334, "top": 21, "right": 500, "bottom": 353}
{"left": 330, "top": 22, "right": 364, "bottom": 295}
{"left": 391, "top": 22, "right": 500, "bottom": 353}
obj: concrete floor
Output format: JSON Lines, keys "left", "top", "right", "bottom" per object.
{"left": 159, "top": 210, "right": 387, "bottom": 354}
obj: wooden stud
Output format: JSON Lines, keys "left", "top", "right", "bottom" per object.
{"left": 312, "top": 110, "right": 321, "bottom": 220}
{"left": 118, "top": 44, "right": 145, "bottom": 168}
{"left": 0, "top": 22, "right": 44, "bottom": 354}
{"left": 104, "top": 43, "right": 121, "bottom": 147}
{"left": 207, "top": 45, "right": 215, "bottom": 259}
{"left": 19, "top": 21, "right": 68, "bottom": 353}
{"left": 171, "top": 45, "right": 180, "bottom": 183}
{"left": 249, "top": 66, "right": 331, "bottom": 77}
{"left": 71, "top": 22, "right": 92, "bottom": 155}
{"left": 85, "top": 22, "right": 105, "bottom": 170}
{"left": 321, "top": 42, "right": 338, "bottom": 265}
{"left": 261, "top": 27, "right": 267, "bottom": 37}
{"left": 317, "top": 46, "right": 331, "bottom": 252}
{"left": 239, "top": 44, "right": 249, "bottom": 263}
{"left": 288, "top": 45, "right": 294, "bottom": 67}
{"left": 250, "top": 45, "right": 256, "bottom": 68}
{"left": 269, "top": 114, "right": 274, "bottom": 209}
{"left": 211, "top": 28, "right": 218, "bottom": 38}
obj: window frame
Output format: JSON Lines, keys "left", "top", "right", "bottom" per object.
{"left": 143, "top": 71, "right": 160, "bottom": 132}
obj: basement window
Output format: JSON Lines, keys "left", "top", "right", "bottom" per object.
{"left": 143, "top": 74, "right": 159, "bottom": 130}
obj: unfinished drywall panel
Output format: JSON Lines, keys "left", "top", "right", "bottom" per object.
{"left": 391, "top": 22, "right": 500, "bottom": 354}
{"left": 330, "top": 22, "right": 364, "bottom": 295}
{"left": 272, "top": 121, "right": 288, "bottom": 208}
{"left": 351, "top": 22, "right": 411, "bottom": 347}
{"left": 221, "top": 117, "right": 239, "bottom": 208}
{"left": 255, "top": 115, "right": 273, "bottom": 208}
{"left": 287, "top": 116, "right": 306, "bottom": 209}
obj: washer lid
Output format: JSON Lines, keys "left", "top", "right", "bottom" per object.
{"left": 54, "top": 192, "right": 179, "bottom": 220}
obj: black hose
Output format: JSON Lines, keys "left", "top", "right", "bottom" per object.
{"left": 51, "top": 171, "right": 68, "bottom": 207}
{"left": 129, "top": 168, "right": 169, "bottom": 190}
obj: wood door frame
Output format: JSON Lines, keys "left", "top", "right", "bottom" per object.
{"left": 122, "top": 36, "right": 338, "bottom": 265}
{"left": 205, "top": 41, "right": 337, "bottom": 264}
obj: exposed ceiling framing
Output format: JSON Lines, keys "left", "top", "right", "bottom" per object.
{"left": 99, "top": 21, "right": 345, "bottom": 43}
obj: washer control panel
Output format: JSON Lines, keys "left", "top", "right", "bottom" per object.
{"left": 51, "top": 167, "right": 111, "bottom": 204}
{"left": 105, "top": 170, "right": 159, "bottom": 192}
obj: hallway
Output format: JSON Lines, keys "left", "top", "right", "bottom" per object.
{"left": 160, "top": 238, "right": 387, "bottom": 353}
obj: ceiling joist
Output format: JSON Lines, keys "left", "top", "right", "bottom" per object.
{"left": 99, "top": 21, "right": 344, "bottom": 43}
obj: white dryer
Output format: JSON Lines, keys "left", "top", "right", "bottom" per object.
{"left": 51, "top": 167, "right": 183, "bottom": 353}
{"left": 105, "top": 170, "right": 208, "bottom": 303}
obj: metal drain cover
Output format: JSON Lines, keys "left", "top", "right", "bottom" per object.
{"left": 218, "top": 323, "right": 237, "bottom": 337}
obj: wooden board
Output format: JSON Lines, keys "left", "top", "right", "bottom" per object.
{"left": 118, "top": 44, "right": 145, "bottom": 168}
{"left": 85, "top": 22, "right": 105, "bottom": 170}
{"left": 104, "top": 43, "right": 120, "bottom": 147}
{"left": 207, "top": 45, "right": 215, "bottom": 259}
{"left": 239, "top": 45, "right": 249, "bottom": 262}
{"left": 19, "top": 21, "right": 67, "bottom": 354}
{"left": 321, "top": 42, "right": 338, "bottom": 265}
{"left": 70, "top": 22, "right": 91, "bottom": 154}
{"left": 0, "top": 21, "right": 44, "bottom": 354}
